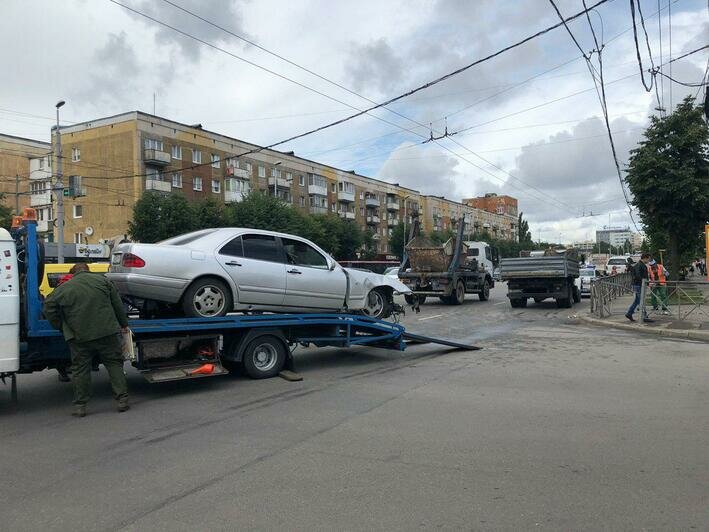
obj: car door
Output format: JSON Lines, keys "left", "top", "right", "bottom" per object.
{"left": 280, "top": 237, "right": 347, "bottom": 310}
{"left": 216, "top": 234, "right": 286, "bottom": 306}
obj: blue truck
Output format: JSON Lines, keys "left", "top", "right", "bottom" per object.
{"left": 1, "top": 214, "right": 478, "bottom": 403}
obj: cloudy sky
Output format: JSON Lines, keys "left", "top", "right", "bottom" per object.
{"left": 1, "top": 0, "right": 707, "bottom": 243}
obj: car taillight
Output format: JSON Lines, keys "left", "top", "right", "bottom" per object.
{"left": 122, "top": 253, "right": 145, "bottom": 268}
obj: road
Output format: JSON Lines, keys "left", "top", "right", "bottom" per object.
{"left": 1, "top": 283, "right": 707, "bottom": 531}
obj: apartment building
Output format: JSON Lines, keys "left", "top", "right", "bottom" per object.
{"left": 8, "top": 111, "right": 518, "bottom": 255}
{"left": 0, "top": 133, "right": 52, "bottom": 219}
{"left": 462, "top": 193, "right": 518, "bottom": 241}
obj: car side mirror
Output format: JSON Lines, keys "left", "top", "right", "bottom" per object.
{"left": 329, "top": 260, "right": 337, "bottom": 271}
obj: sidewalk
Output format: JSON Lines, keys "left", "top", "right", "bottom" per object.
{"left": 578, "top": 281, "right": 709, "bottom": 342}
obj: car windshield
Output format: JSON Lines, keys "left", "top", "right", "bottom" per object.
{"left": 158, "top": 229, "right": 218, "bottom": 246}
{"left": 607, "top": 258, "right": 627, "bottom": 265}
{"left": 580, "top": 269, "right": 595, "bottom": 277}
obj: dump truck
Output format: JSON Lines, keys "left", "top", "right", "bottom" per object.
{"left": 500, "top": 248, "right": 580, "bottom": 308}
{"left": 398, "top": 216, "right": 496, "bottom": 306}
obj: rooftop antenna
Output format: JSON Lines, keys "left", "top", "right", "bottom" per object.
{"left": 153, "top": 92, "right": 156, "bottom": 115}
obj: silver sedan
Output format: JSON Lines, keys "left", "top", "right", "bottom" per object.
{"left": 108, "top": 228, "right": 410, "bottom": 319}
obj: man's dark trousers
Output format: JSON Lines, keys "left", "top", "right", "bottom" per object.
{"left": 68, "top": 334, "right": 127, "bottom": 405}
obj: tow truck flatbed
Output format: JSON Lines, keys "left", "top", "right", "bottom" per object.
{"left": 2, "top": 215, "right": 480, "bottom": 403}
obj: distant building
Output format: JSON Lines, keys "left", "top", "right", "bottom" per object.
{"left": 596, "top": 227, "right": 631, "bottom": 245}
{"left": 0, "top": 133, "right": 52, "bottom": 221}
{"left": 462, "top": 193, "right": 518, "bottom": 241}
{"left": 572, "top": 241, "right": 595, "bottom": 254}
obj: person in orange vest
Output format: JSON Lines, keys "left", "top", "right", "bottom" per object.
{"left": 648, "top": 259, "right": 670, "bottom": 315}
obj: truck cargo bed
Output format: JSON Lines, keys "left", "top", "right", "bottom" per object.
{"left": 500, "top": 255, "right": 579, "bottom": 279}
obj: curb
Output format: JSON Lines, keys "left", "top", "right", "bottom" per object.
{"left": 574, "top": 316, "right": 709, "bottom": 342}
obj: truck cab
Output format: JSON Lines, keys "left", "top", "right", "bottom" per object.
{"left": 464, "top": 241, "right": 498, "bottom": 274}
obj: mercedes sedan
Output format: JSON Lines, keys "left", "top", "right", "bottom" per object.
{"left": 108, "top": 228, "right": 410, "bottom": 319}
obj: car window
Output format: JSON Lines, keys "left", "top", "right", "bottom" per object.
{"left": 281, "top": 238, "right": 328, "bottom": 269}
{"left": 468, "top": 248, "right": 479, "bottom": 257}
{"left": 242, "top": 234, "right": 284, "bottom": 263}
{"left": 485, "top": 247, "right": 491, "bottom": 261}
{"left": 607, "top": 258, "right": 627, "bottom": 265}
{"left": 219, "top": 236, "right": 243, "bottom": 257}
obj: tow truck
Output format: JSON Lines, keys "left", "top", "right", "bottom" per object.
{"left": 1, "top": 211, "right": 479, "bottom": 403}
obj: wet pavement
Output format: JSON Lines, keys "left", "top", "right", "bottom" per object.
{"left": 1, "top": 284, "right": 707, "bottom": 531}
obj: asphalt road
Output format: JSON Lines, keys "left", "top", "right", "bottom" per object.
{"left": 1, "top": 284, "right": 707, "bottom": 531}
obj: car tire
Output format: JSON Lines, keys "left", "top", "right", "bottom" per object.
{"left": 511, "top": 298, "right": 527, "bottom": 308}
{"left": 242, "top": 335, "right": 287, "bottom": 379}
{"left": 182, "top": 277, "right": 232, "bottom": 318}
{"left": 478, "top": 280, "right": 490, "bottom": 301}
{"left": 362, "top": 287, "right": 392, "bottom": 319}
{"left": 451, "top": 280, "right": 465, "bottom": 305}
{"left": 572, "top": 285, "right": 581, "bottom": 303}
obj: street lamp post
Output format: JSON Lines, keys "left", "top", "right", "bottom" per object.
{"left": 55, "top": 100, "right": 65, "bottom": 264}
{"left": 402, "top": 194, "right": 412, "bottom": 259}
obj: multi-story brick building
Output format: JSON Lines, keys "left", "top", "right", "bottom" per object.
{"left": 0, "top": 133, "right": 52, "bottom": 221}
{"left": 462, "top": 193, "right": 518, "bottom": 241}
{"left": 5, "top": 111, "right": 519, "bottom": 254}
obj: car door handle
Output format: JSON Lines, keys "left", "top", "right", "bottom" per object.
{"left": 287, "top": 268, "right": 302, "bottom": 274}
{"left": 225, "top": 261, "right": 242, "bottom": 266}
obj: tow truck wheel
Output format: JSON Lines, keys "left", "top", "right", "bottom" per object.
{"left": 511, "top": 298, "right": 527, "bottom": 308}
{"left": 478, "top": 280, "right": 490, "bottom": 301}
{"left": 451, "top": 280, "right": 465, "bottom": 305}
{"left": 572, "top": 285, "right": 581, "bottom": 303}
{"left": 182, "top": 277, "right": 232, "bottom": 318}
{"left": 362, "top": 288, "right": 392, "bottom": 319}
{"left": 242, "top": 335, "right": 287, "bottom": 379}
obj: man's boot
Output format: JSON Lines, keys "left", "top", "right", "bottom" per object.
{"left": 117, "top": 397, "right": 130, "bottom": 412}
{"left": 72, "top": 404, "right": 87, "bottom": 417}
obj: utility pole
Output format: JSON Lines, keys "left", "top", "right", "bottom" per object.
{"left": 55, "top": 100, "right": 65, "bottom": 263}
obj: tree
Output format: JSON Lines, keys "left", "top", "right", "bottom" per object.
{"left": 337, "top": 220, "right": 364, "bottom": 260}
{"left": 388, "top": 223, "right": 407, "bottom": 260}
{"left": 518, "top": 212, "right": 532, "bottom": 243}
{"left": 429, "top": 229, "right": 454, "bottom": 245}
{"left": 0, "top": 193, "right": 12, "bottom": 230}
{"left": 625, "top": 96, "right": 709, "bottom": 278}
{"left": 128, "top": 192, "right": 198, "bottom": 242}
{"left": 194, "top": 198, "right": 226, "bottom": 229}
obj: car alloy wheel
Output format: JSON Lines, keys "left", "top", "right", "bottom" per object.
{"left": 363, "top": 289, "right": 385, "bottom": 318}
{"left": 193, "top": 284, "right": 226, "bottom": 317}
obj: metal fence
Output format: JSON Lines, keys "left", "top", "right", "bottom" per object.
{"left": 589, "top": 272, "right": 634, "bottom": 318}
{"left": 640, "top": 279, "right": 709, "bottom": 321}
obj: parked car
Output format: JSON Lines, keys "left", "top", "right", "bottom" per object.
{"left": 575, "top": 267, "right": 597, "bottom": 297}
{"left": 383, "top": 266, "right": 400, "bottom": 280}
{"left": 40, "top": 262, "right": 110, "bottom": 297}
{"left": 605, "top": 255, "right": 632, "bottom": 275}
{"left": 108, "top": 228, "right": 411, "bottom": 319}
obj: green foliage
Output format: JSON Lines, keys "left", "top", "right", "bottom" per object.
{"left": 194, "top": 198, "right": 226, "bottom": 229}
{"left": 518, "top": 212, "right": 532, "bottom": 243}
{"left": 428, "top": 229, "right": 455, "bottom": 245}
{"left": 388, "top": 223, "right": 407, "bottom": 260}
{"left": 625, "top": 96, "right": 709, "bottom": 277}
{"left": 0, "top": 193, "right": 12, "bottom": 230}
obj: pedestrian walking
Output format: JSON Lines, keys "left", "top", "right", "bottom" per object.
{"left": 648, "top": 259, "right": 670, "bottom": 315}
{"left": 625, "top": 253, "right": 654, "bottom": 323}
{"left": 44, "top": 263, "right": 130, "bottom": 417}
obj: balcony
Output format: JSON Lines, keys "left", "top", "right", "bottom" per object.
{"left": 337, "top": 189, "right": 355, "bottom": 203}
{"left": 386, "top": 199, "right": 399, "bottom": 211}
{"left": 224, "top": 191, "right": 247, "bottom": 203}
{"left": 387, "top": 217, "right": 399, "bottom": 227}
{"left": 366, "top": 215, "right": 380, "bottom": 225}
{"left": 145, "top": 179, "right": 172, "bottom": 193}
{"left": 143, "top": 149, "right": 171, "bottom": 166}
{"left": 36, "top": 219, "right": 49, "bottom": 233}
{"left": 309, "top": 205, "right": 328, "bottom": 215}
{"left": 365, "top": 196, "right": 380, "bottom": 208}
{"left": 338, "top": 210, "right": 355, "bottom": 220}
{"left": 309, "top": 183, "right": 328, "bottom": 196}
{"left": 268, "top": 176, "right": 291, "bottom": 189}
{"left": 30, "top": 192, "right": 52, "bottom": 207}
{"left": 226, "top": 166, "right": 250, "bottom": 179}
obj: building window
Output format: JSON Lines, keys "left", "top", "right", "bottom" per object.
{"left": 144, "top": 138, "right": 163, "bottom": 151}
{"left": 360, "top": 207, "right": 364, "bottom": 216}
{"left": 73, "top": 205, "right": 83, "bottom": 219}
{"left": 331, "top": 183, "right": 336, "bottom": 193}
{"left": 331, "top": 203, "right": 336, "bottom": 212}
{"left": 299, "top": 196, "right": 305, "bottom": 207}
{"left": 171, "top": 145, "right": 182, "bottom": 159}
{"left": 270, "top": 167, "right": 281, "bottom": 178}
{"left": 246, "top": 162, "right": 252, "bottom": 173}
{"left": 68, "top": 175, "right": 84, "bottom": 197}
{"left": 298, "top": 175, "right": 305, "bottom": 186}
{"left": 359, "top": 192, "right": 364, "bottom": 200}
{"left": 71, "top": 147, "right": 80, "bottom": 162}
{"left": 211, "top": 154, "right": 220, "bottom": 168}
{"left": 193, "top": 176, "right": 203, "bottom": 191}
{"left": 258, "top": 166, "right": 266, "bottom": 178}
{"left": 73, "top": 232, "right": 83, "bottom": 244}
{"left": 212, "top": 179, "right": 221, "bottom": 193}
{"left": 172, "top": 172, "right": 182, "bottom": 188}
{"left": 192, "top": 149, "right": 202, "bottom": 164}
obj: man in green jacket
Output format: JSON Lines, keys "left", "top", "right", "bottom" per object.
{"left": 44, "top": 263, "right": 130, "bottom": 417}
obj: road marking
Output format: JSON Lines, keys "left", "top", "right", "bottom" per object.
{"left": 418, "top": 314, "right": 444, "bottom": 321}
{"left": 495, "top": 301, "right": 508, "bottom": 305}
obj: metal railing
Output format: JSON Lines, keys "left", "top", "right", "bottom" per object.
{"left": 640, "top": 279, "right": 709, "bottom": 321}
{"left": 589, "top": 272, "right": 634, "bottom": 318}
